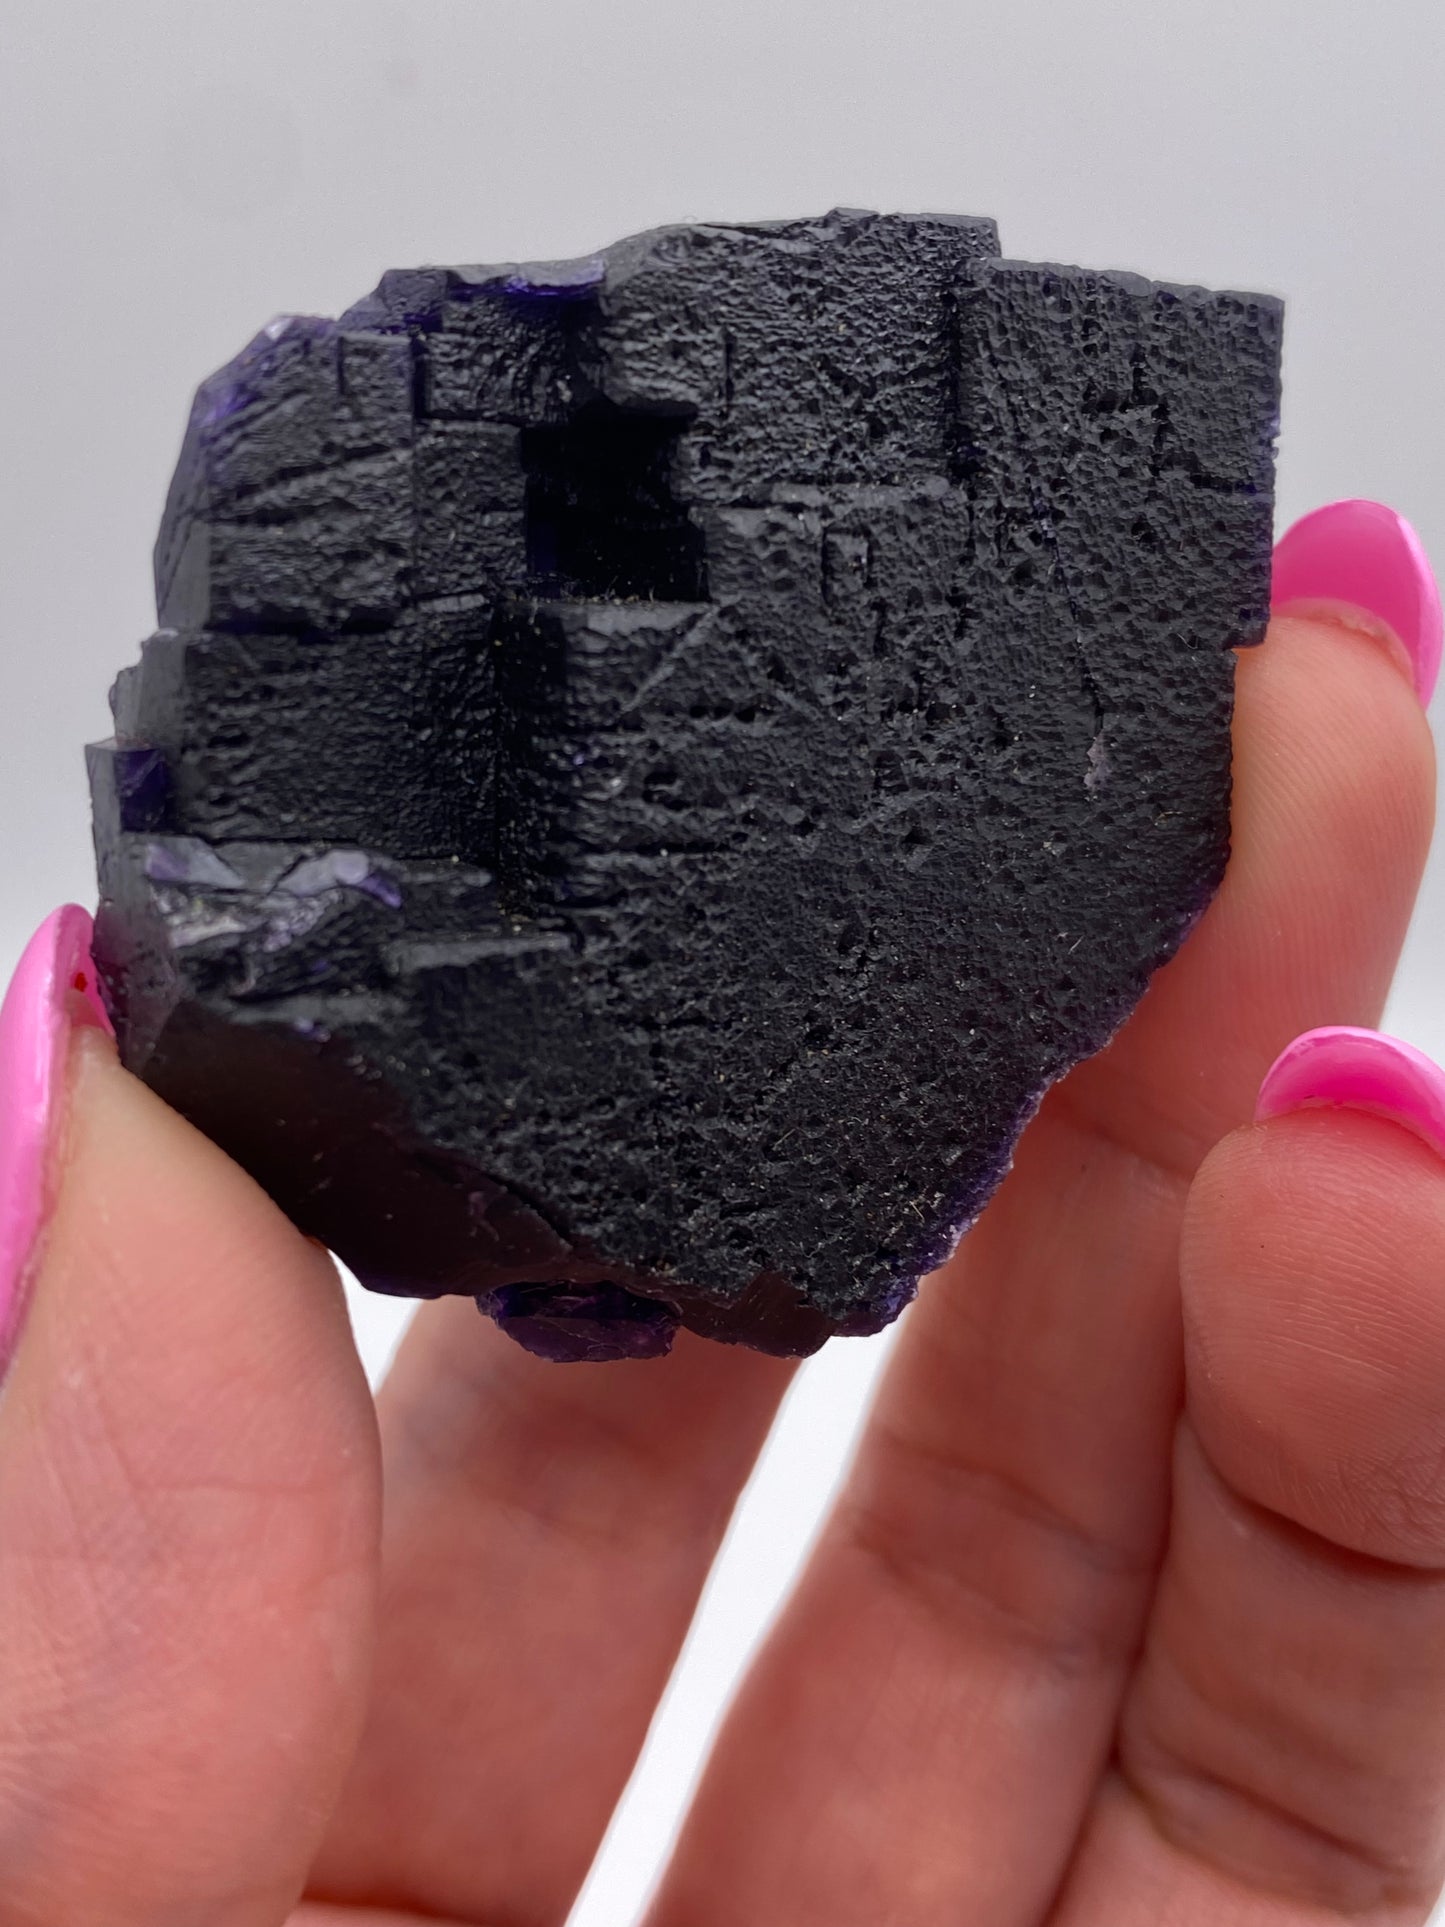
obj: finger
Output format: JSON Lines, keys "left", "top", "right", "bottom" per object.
{"left": 307, "top": 1303, "right": 792, "bottom": 1923}
{"left": 648, "top": 597, "right": 1436, "bottom": 1925}
{"left": 293, "top": 1911, "right": 471, "bottom": 1927}
{"left": 0, "top": 910, "right": 380, "bottom": 1927}
{"left": 1051, "top": 1041, "right": 1445, "bottom": 1924}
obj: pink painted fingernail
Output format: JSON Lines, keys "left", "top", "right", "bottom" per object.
{"left": 1255, "top": 1025, "right": 1445, "bottom": 1162}
{"left": 1272, "top": 500, "right": 1442, "bottom": 706}
{"left": 0, "top": 907, "right": 113, "bottom": 1372}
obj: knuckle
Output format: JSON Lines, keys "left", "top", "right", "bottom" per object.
{"left": 837, "top": 1424, "right": 1154, "bottom": 1683}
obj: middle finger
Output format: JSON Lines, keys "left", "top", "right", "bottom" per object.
{"left": 307, "top": 1305, "right": 792, "bottom": 1925}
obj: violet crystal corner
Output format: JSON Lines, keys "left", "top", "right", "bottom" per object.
{"left": 89, "top": 211, "right": 1282, "bottom": 1361}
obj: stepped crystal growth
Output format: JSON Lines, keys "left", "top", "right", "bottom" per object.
{"left": 90, "top": 210, "right": 1282, "bottom": 1361}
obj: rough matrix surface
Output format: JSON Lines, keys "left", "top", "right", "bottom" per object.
{"left": 90, "top": 210, "right": 1283, "bottom": 1362}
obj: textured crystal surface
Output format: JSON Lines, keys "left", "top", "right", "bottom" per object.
{"left": 90, "top": 210, "right": 1282, "bottom": 1360}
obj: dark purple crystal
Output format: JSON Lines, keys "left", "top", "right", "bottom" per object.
{"left": 484, "top": 1281, "right": 679, "bottom": 1364}
{"left": 89, "top": 210, "right": 1282, "bottom": 1361}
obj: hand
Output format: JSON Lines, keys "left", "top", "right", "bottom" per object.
{"left": 0, "top": 501, "right": 1441, "bottom": 1927}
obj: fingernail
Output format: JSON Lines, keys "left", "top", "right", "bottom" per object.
{"left": 0, "top": 907, "right": 113, "bottom": 1371}
{"left": 1255, "top": 1025, "right": 1445, "bottom": 1162}
{"left": 1272, "top": 499, "right": 1442, "bottom": 706}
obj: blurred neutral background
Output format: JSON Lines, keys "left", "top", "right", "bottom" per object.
{"left": 3, "top": 2, "right": 1443, "bottom": 1920}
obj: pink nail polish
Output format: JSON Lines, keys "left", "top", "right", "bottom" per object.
{"left": 1255, "top": 1025, "right": 1445, "bottom": 1162}
{"left": 0, "top": 907, "right": 113, "bottom": 1369}
{"left": 1271, "top": 499, "right": 1442, "bottom": 706}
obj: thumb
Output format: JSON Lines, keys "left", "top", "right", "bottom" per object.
{"left": 0, "top": 908, "right": 381, "bottom": 1927}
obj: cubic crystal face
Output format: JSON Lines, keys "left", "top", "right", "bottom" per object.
{"left": 90, "top": 210, "right": 1282, "bottom": 1361}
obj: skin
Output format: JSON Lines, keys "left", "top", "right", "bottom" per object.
{"left": 0, "top": 607, "right": 1440, "bottom": 1927}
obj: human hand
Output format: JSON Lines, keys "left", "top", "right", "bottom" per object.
{"left": 0, "top": 498, "right": 1441, "bottom": 1927}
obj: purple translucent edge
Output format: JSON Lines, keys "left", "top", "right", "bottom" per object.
{"left": 195, "top": 314, "right": 338, "bottom": 430}
{"left": 181, "top": 255, "right": 609, "bottom": 442}
{"left": 111, "top": 745, "right": 173, "bottom": 831}
{"left": 484, "top": 1279, "right": 679, "bottom": 1363}
{"left": 137, "top": 836, "right": 406, "bottom": 913}
{"left": 337, "top": 254, "right": 607, "bottom": 337}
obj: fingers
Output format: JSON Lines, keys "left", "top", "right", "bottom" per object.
{"left": 0, "top": 915, "right": 380, "bottom": 1927}
{"left": 1069, "top": 604, "right": 1436, "bottom": 1173}
{"left": 646, "top": 598, "right": 1435, "bottom": 1926}
{"left": 1192, "top": 1030, "right": 1445, "bottom": 1567}
{"left": 1052, "top": 1048, "right": 1445, "bottom": 1924}
{"left": 292, "top": 1911, "right": 473, "bottom": 1927}
{"left": 307, "top": 1303, "right": 792, "bottom": 1924}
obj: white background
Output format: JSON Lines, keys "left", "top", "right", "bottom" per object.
{"left": 3, "top": 3, "right": 1443, "bottom": 1920}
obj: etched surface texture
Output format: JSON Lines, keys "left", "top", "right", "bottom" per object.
{"left": 90, "top": 210, "right": 1282, "bottom": 1360}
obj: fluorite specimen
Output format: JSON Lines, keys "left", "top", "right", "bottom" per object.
{"left": 89, "top": 210, "right": 1282, "bottom": 1361}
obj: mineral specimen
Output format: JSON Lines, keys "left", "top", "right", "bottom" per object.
{"left": 89, "top": 209, "right": 1282, "bottom": 1361}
